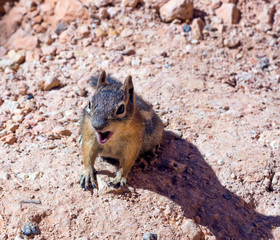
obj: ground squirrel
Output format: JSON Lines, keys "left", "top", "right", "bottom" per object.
{"left": 79, "top": 71, "right": 164, "bottom": 190}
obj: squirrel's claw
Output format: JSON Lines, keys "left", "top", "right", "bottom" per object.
{"left": 110, "top": 168, "right": 126, "bottom": 188}
{"left": 109, "top": 177, "right": 126, "bottom": 189}
{"left": 80, "top": 168, "right": 98, "bottom": 190}
{"left": 119, "top": 177, "right": 127, "bottom": 187}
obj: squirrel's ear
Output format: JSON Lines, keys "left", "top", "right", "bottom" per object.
{"left": 97, "top": 70, "right": 108, "bottom": 89}
{"left": 123, "top": 75, "right": 134, "bottom": 103}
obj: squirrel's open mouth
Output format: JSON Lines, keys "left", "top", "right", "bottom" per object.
{"left": 97, "top": 131, "right": 113, "bottom": 144}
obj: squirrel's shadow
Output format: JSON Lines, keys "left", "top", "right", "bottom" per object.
{"left": 129, "top": 131, "right": 280, "bottom": 239}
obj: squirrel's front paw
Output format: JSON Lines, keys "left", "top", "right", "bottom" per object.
{"left": 80, "top": 168, "right": 98, "bottom": 191}
{"left": 110, "top": 169, "right": 126, "bottom": 188}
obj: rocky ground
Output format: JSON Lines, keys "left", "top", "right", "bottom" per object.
{"left": 0, "top": 0, "right": 280, "bottom": 239}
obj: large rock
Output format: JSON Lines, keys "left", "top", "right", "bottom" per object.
{"left": 43, "top": 76, "right": 61, "bottom": 91}
{"left": 78, "top": 24, "right": 91, "bottom": 38}
{"left": 58, "top": 28, "right": 74, "bottom": 44}
{"left": 94, "top": 0, "right": 112, "bottom": 7}
{"left": 6, "top": 121, "right": 19, "bottom": 133}
{"left": 258, "top": 4, "right": 275, "bottom": 24}
{"left": 216, "top": 3, "right": 240, "bottom": 24}
{"left": 122, "top": 0, "right": 139, "bottom": 8}
{"left": 181, "top": 219, "right": 202, "bottom": 240}
{"left": 0, "top": 59, "right": 14, "bottom": 70}
{"left": 256, "top": 23, "right": 272, "bottom": 33}
{"left": 191, "top": 18, "right": 205, "bottom": 40}
{"left": 11, "top": 35, "right": 38, "bottom": 51}
{"left": 3, "top": 6, "right": 26, "bottom": 36}
{"left": 160, "top": 0, "right": 194, "bottom": 23}
{"left": 0, "top": 100, "right": 19, "bottom": 114}
{"left": 8, "top": 50, "right": 25, "bottom": 64}
{"left": 1, "top": 133, "right": 16, "bottom": 145}
{"left": 143, "top": 0, "right": 169, "bottom": 10}
{"left": 41, "top": 45, "right": 56, "bottom": 56}
{"left": 94, "top": 156, "right": 130, "bottom": 195}
{"left": 52, "top": 0, "right": 90, "bottom": 28}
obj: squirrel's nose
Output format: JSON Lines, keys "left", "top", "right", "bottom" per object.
{"left": 92, "top": 119, "right": 107, "bottom": 131}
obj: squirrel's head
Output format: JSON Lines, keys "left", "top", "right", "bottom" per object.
{"left": 86, "top": 71, "right": 135, "bottom": 144}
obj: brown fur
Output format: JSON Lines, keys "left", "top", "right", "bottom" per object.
{"left": 79, "top": 71, "right": 164, "bottom": 190}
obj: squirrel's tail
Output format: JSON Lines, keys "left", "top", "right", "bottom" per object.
{"left": 90, "top": 74, "right": 121, "bottom": 88}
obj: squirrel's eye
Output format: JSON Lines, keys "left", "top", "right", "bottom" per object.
{"left": 88, "top": 101, "right": 91, "bottom": 109}
{"left": 116, "top": 104, "right": 124, "bottom": 115}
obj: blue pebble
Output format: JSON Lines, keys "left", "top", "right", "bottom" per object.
{"left": 183, "top": 24, "right": 191, "bottom": 33}
{"left": 27, "top": 94, "right": 34, "bottom": 100}
{"left": 23, "top": 222, "right": 38, "bottom": 236}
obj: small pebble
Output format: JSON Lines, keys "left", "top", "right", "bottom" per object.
{"left": 8, "top": 73, "right": 15, "bottom": 80}
{"left": 185, "top": 44, "right": 192, "bottom": 53}
{"left": 14, "top": 235, "right": 24, "bottom": 240}
{"left": 231, "top": 172, "right": 236, "bottom": 179}
{"left": 131, "top": 58, "right": 141, "bottom": 66}
{"left": 263, "top": 178, "right": 271, "bottom": 190}
{"left": 55, "top": 21, "right": 68, "bottom": 35}
{"left": 164, "top": 63, "right": 172, "bottom": 68}
{"left": 223, "top": 38, "right": 240, "bottom": 49}
{"left": 217, "top": 159, "right": 224, "bottom": 165}
{"left": 52, "top": 126, "right": 72, "bottom": 137}
{"left": 23, "top": 222, "right": 38, "bottom": 236}
{"left": 1, "top": 133, "right": 17, "bottom": 145}
{"left": 191, "top": 39, "right": 199, "bottom": 44}
{"left": 260, "top": 58, "right": 270, "bottom": 71}
{"left": 113, "top": 55, "right": 124, "bottom": 65}
{"left": 205, "top": 24, "right": 214, "bottom": 31}
{"left": 43, "top": 76, "right": 61, "bottom": 91}
{"left": 27, "top": 94, "right": 34, "bottom": 100}
{"left": 160, "top": 51, "right": 168, "bottom": 57}
{"left": 143, "top": 233, "right": 157, "bottom": 240}
{"left": 76, "top": 237, "right": 89, "bottom": 240}
{"left": 95, "top": 28, "right": 107, "bottom": 38}
{"left": 122, "top": 49, "right": 136, "bottom": 56}
{"left": 182, "top": 24, "right": 191, "bottom": 33}
{"left": 99, "top": 8, "right": 109, "bottom": 19}
{"left": 271, "top": 172, "right": 280, "bottom": 191}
